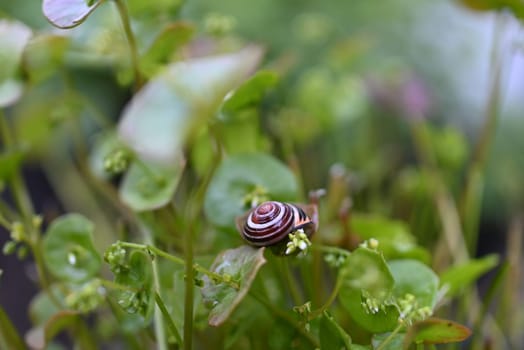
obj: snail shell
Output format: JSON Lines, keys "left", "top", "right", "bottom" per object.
{"left": 237, "top": 201, "right": 317, "bottom": 247}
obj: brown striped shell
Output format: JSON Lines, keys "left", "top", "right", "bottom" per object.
{"left": 237, "top": 201, "right": 317, "bottom": 247}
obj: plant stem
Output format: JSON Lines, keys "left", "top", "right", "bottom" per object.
{"left": 376, "top": 323, "right": 403, "bottom": 350}
{"left": 409, "top": 122, "right": 469, "bottom": 264}
{"left": 182, "top": 221, "right": 194, "bottom": 350}
{"left": 460, "top": 13, "right": 509, "bottom": 255}
{"left": 308, "top": 277, "right": 342, "bottom": 320}
{"left": 155, "top": 292, "right": 183, "bottom": 346}
{"left": 114, "top": 0, "right": 143, "bottom": 90}
{"left": 119, "top": 241, "right": 239, "bottom": 289}
{"left": 249, "top": 290, "right": 319, "bottom": 348}
{"left": 281, "top": 259, "right": 303, "bottom": 305}
{"left": 0, "top": 110, "right": 60, "bottom": 306}
{"left": 137, "top": 218, "right": 167, "bottom": 350}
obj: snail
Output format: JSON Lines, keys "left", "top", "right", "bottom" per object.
{"left": 236, "top": 201, "right": 318, "bottom": 254}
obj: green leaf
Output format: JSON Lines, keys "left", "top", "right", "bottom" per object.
{"left": 29, "top": 286, "right": 65, "bottom": 326}
{"left": 351, "top": 214, "right": 429, "bottom": 262}
{"left": 119, "top": 156, "right": 185, "bottom": 212}
{"left": 319, "top": 311, "right": 352, "bottom": 350}
{"left": 0, "top": 305, "right": 25, "bottom": 350}
{"left": 204, "top": 153, "right": 299, "bottom": 229}
{"left": 389, "top": 260, "right": 439, "bottom": 309}
{"left": 201, "top": 246, "right": 266, "bottom": 326}
{"left": 440, "top": 254, "right": 499, "bottom": 297}
{"left": 0, "top": 19, "right": 32, "bottom": 81}
{"left": 338, "top": 247, "right": 398, "bottom": 333}
{"left": 140, "top": 22, "right": 195, "bottom": 78}
{"left": 0, "top": 20, "right": 32, "bottom": 107}
{"left": 118, "top": 46, "right": 263, "bottom": 165}
{"left": 405, "top": 318, "right": 471, "bottom": 345}
{"left": 43, "top": 214, "right": 101, "bottom": 283}
{"left": 0, "top": 79, "right": 24, "bottom": 107}
{"left": 220, "top": 111, "right": 270, "bottom": 154}
{"left": 42, "top": 0, "right": 102, "bottom": 29}
{"left": 113, "top": 251, "right": 155, "bottom": 325}
{"left": 221, "top": 70, "right": 279, "bottom": 117}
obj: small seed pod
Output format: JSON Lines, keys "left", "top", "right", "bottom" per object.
{"left": 236, "top": 201, "right": 318, "bottom": 254}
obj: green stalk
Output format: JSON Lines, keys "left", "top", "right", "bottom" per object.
{"left": 281, "top": 259, "right": 303, "bottom": 305}
{"left": 114, "top": 0, "right": 143, "bottom": 90}
{"left": 183, "top": 222, "right": 195, "bottom": 350}
{"left": 308, "top": 276, "right": 342, "bottom": 320}
{"left": 155, "top": 292, "right": 183, "bottom": 346}
{"left": 471, "top": 262, "right": 509, "bottom": 348}
{"left": 137, "top": 217, "right": 167, "bottom": 350}
{"left": 460, "top": 13, "right": 508, "bottom": 254}
{"left": 0, "top": 111, "right": 60, "bottom": 306}
{"left": 249, "top": 290, "right": 319, "bottom": 348}
{"left": 409, "top": 122, "right": 469, "bottom": 264}
{"left": 376, "top": 323, "right": 403, "bottom": 350}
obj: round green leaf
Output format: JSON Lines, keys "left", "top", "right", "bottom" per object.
{"left": 42, "top": 0, "right": 102, "bottom": 29}
{"left": 204, "top": 153, "right": 299, "bottom": 228}
{"left": 43, "top": 214, "right": 101, "bottom": 283}
{"left": 389, "top": 259, "right": 439, "bottom": 310}
{"left": 338, "top": 247, "right": 398, "bottom": 333}
{"left": 201, "top": 246, "right": 266, "bottom": 326}
{"left": 119, "top": 156, "right": 185, "bottom": 212}
{"left": 118, "top": 47, "right": 263, "bottom": 165}
{"left": 351, "top": 214, "right": 429, "bottom": 262}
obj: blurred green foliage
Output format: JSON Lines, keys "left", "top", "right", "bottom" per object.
{"left": 1, "top": 0, "right": 523, "bottom": 349}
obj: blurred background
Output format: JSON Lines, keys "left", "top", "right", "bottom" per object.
{"left": 1, "top": 0, "right": 523, "bottom": 343}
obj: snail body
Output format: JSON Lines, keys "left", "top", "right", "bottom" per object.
{"left": 237, "top": 201, "right": 317, "bottom": 249}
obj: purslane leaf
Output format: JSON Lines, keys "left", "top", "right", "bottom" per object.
{"left": 201, "top": 246, "right": 266, "bottom": 326}
{"left": 118, "top": 46, "right": 263, "bottom": 164}
{"left": 43, "top": 214, "right": 101, "bottom": 283}
{"left": 42, "top": 0, "right": 102, "bottom": 29}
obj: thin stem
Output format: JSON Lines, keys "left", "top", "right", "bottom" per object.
{"left": 114, "top": 0, "right": 143, "bottom": 90}
{"left": 308, "top": 276, "right": 342, "bottom": 320}
{"left": 281, "top": 259, "right": 303, "bottom": 305}
{"left": 0, "top": 211, "right": 11, "bottom": 230}
{"left": 409, "top": 122, "right": 469, "bottom": 264}
{"left": 118, "top": 241, "right": 239, "bottom": 289}
{"left": 155, "top": 292, "right": 183, "bottom": 346}
{"left": 137, "top": 218, "right": 167, "bottom": 350}
{"left": 183, "top": 221, "right": 194, "bottom": 350}
{"left": 100, "top": 279, "right": 137, "bottom": 293}
{"left": 313, "top": 245, "right": 351, "bottom": 257}
{"left": 0, "top": 110, "right": 59, "bottom": 306}
{"left": 249, "top": 290, "right": 319, "bottom": 348}
{"left": 471, "top": 262, "right": 509, "bottom": 348}
{"left": 461, "top": 13, "right": 509, "bottom": 254}
{"left": 376, "top": 323, "right": 403, "bottom": 350}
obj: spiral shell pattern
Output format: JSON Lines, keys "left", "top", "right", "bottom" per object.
{"left": 241, "top": 201, "right": 313, "bottom": 246}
